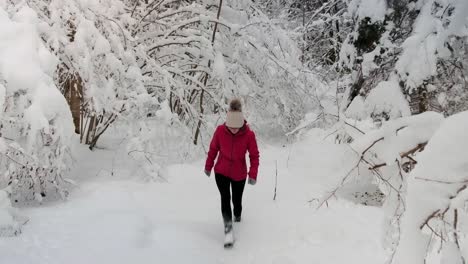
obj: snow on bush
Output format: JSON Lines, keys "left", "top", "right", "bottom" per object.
{"left": 0, "top": 6, "right": 74, "bottom": 204}
{"left": 0, "top": 189, "right": 27, "bottom": 236}
{"left": 392, "top": 111, "right": 468, "bottom": 264}
{"left": 350, "top": 112, "right": 444, "bottom": 164}
{"left": 321, "top": 110, "right": 468, "bottom": 263}
{"left": 126, "top": 100, "right": 200, "bottom": 181}
{"left": 31, "top": 0, "right": 149, "bottom": 149}
{"left": 319, "top": 112, "right": 446, "bottom": 257}
{"left": 345, "top": 79, "right": 411, "bottom": 122}
{"left": 396, "top": 0, "right": 468, "bottom": 90}
{"left": 347, "top": 0, "right": 387, "bottom": 22}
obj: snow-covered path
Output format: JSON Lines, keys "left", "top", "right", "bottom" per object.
{"left": 0, "top": 137, "right": 386, "bottom": 264}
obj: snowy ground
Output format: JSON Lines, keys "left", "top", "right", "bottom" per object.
{"left": 0, "top": 133, "right": 386, "bottom": 264}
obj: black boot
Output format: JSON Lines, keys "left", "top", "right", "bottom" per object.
{"left": 234, "top": 216, "right": 241, "bottom": 223}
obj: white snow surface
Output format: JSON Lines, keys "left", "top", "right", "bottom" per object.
{"left": 363, "top": 80, "right": 411, "bottom": 119}
{"left": 0, "top": 134, "right": 386, "bottom": 264}
{"left": 348, "top": 0, "right": 387, "bottom": 22}
{"left": 0, "top": 190, "right": 18, "bottom": 236}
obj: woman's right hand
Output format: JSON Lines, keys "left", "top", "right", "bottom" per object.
{"left": 204, "top": 170, "right": 211, "bottom": 177}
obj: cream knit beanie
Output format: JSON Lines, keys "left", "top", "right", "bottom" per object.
{"left": 226, "top": 99, "right": 244, "bottom": 128}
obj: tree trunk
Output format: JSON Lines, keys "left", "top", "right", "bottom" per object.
{"left": 68, "top": 75, "right": 82, "bottom": 134}
{"left": 60, "top": 20, "right": 83, "bottom": 134}
{"left": 193, "top": 0, "right": 223, "bottom": 145}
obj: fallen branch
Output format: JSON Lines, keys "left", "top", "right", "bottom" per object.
{"left": 318, "top": 125, "right": 427, "bottom": 210}
{"left": 317, "top": 157, "right": 360, "bottom": 209}
{"left": 400, "top": 142, "right": 427, "bottom": 157}
{"left": 420, "top": 185, "right": 468, "bottom": 230}
{"left": 420, "top": 209, "right": 441, "bottom": 230}
{"left": 362, "top": 137, "right": 384, "bottom": 156}
{"left": 369, "top": 142, "right": 427, "bottom": 170}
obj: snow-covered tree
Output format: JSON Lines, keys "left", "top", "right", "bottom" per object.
{"left": 340, "top": 0, "right": 468, "bottom": 120}
{"left": 26, "top": 0, "right": 149, "bottom": 149}
{"left": 0, "top": 4, "right": 75, "bottom": 204}
{"left": 130, "top": 0, "right": 317, "bottom": 144}
{"left": 259, "top": 0, "right": 349, "bottom": 74}
{"left": 395, "top": 0, "right": 468, "bottom": 116}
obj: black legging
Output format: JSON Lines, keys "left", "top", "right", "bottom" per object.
{"left": 215, "top": 173, "right": 246, "bottom": 224}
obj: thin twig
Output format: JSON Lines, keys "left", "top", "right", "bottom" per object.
{"left": 317, "top": 158, "right": 360, "bottom": 209}
{"left": 415, "top": 177, "right": 468, "bottom": 184}
{"left": 273, "top": 160, "right": 278, "bottom": 201}
{"left": 344, "top": 121, "right": 365, "bottom": 135}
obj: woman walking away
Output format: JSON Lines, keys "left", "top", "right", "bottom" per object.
{"left": 204, "top": 98, "right": 260, "bottom": 248}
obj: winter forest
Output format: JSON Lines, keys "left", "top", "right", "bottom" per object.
{"left": 0, "top": 0, "right": 467, "bottom": 263}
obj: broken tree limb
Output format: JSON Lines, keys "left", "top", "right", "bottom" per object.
{"left": 369, "top": 142, "right": 428, "bottom": 170}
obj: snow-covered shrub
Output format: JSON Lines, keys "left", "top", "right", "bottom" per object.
{"left": 392, "top": 111, "right": 468, "bottom": 264}
{"left": 351, "top": 112, "right": 444, "bottom": 250}
{"left": 0, "top": 5, "right": 75, "bottom": 204}
{"left": 25, "top": 0, "right": 149, "bottom": 149}
{"left": 320, "top": 112, "right": 446, "bottom": 256}
{"left": 126, "top": 100, "right": 200, "bottom": 181}
{"left": 322, "top": 110, "right": 468, "bottom": 263}
{"left": 345, "top": 79, "right": 412, "bottom": 122}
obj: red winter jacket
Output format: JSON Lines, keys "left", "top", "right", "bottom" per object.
{"left": 205, "top": 122, "right": 260, "bottom": 181}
